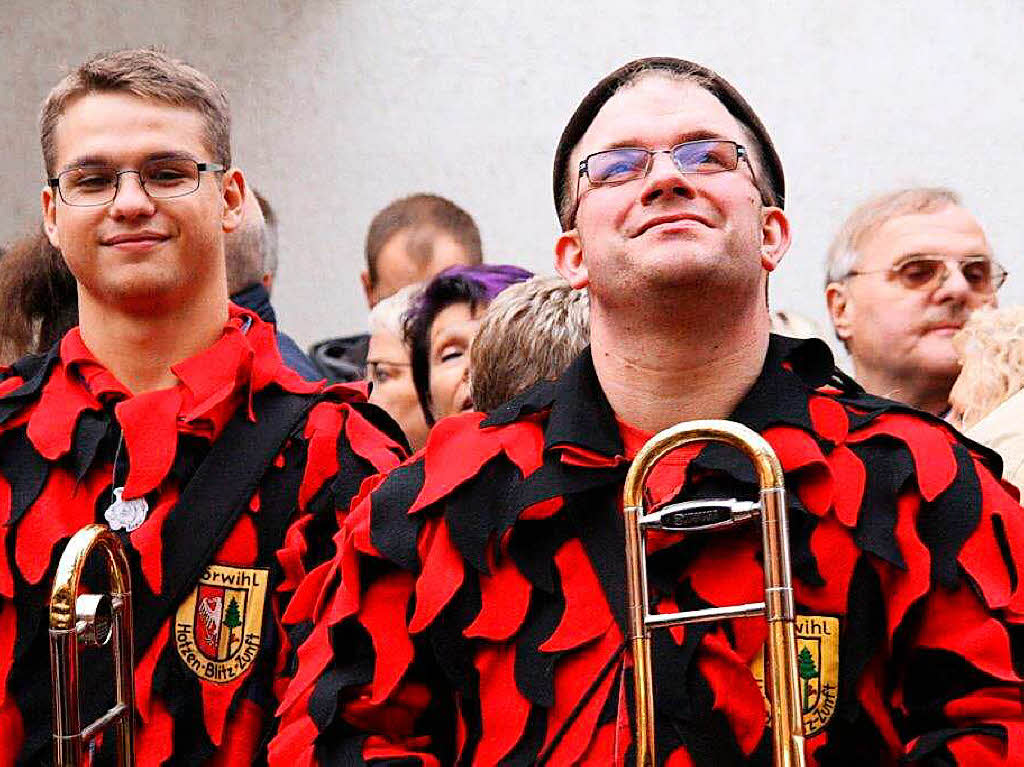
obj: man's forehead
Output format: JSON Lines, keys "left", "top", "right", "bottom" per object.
{"left": 572, "top": 76, "right": 742, "bottom": 161}
{"left": 54, "top": 92, "right": 207, "bottom": 169}
{"left": 863, "top": 206, "right": 991, "bottom": 263}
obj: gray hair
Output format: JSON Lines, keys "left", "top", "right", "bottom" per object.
{"left": 368, "top": 282, "right": 423, "bottom": 338}
{"left": 825, "top": 187, "right": 962, "bottom": 286}
{"left": 470, "top": 275, "right": 590, "bottom": 411}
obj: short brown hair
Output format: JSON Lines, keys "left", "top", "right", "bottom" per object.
{"left": 40, "top": 48, "right": 231, "bottom": 176}
{"left": 470, "top": 276, "right": 590, "bottom": 411}
{"left": 364, "top": 194, "right": 482, "bottom": 287}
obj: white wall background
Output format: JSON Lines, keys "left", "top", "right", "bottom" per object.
{"left": 3, "top": 0, "right": 1023, "bottom": 351}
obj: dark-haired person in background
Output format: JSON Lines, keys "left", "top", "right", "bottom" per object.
{"left": 310, "top": 193, "right": 483, "bottom": 382}
{"left": 403, "top": 263, "right": 532, "bottom": 427}
{"left": 272, "top": 58, "right": 1024, "bottom": 765}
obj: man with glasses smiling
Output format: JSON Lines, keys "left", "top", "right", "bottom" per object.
{"left": 275, "top": 59, "right": 1024, "bottom": 765}
{"left": 0, "top": 49, "right": 407, "bottom": 764}
{"left": 826, "top": 187, "right": 1004, "bottom": 416}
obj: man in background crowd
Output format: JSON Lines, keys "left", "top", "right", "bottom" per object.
{"left": 226, "top": 186, "right": 321, "bottom": 380}
{"left": 310, "top": 193, "right": 482, "bottom": 381}
{"left": 825, "top": 187, "right": 1004, "bottom": 415}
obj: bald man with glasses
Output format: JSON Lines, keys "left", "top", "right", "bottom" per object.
{"left": 825, "top": 187, "right": 1005, "bottom": 416}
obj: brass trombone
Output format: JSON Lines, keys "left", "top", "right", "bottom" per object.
{"left": 623, "top": 420, "right": 806, "bottom": 767}
{"left": 49, "top": 524, "right": 136, "bottom": 766}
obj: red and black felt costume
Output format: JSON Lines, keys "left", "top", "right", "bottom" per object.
{"left": 272, "top": 334, "right": 1024, "bottom": 766}
{"left": 0, "top": 306, "right": 407, "bottom": 765}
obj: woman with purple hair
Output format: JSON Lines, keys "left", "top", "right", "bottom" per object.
{"left": 404, "top": 263, "right": 532, "bottom": 426}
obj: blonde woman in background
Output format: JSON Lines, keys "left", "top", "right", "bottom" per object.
{"left": 950, "top": 305, "right": 1024, "bottom": 494}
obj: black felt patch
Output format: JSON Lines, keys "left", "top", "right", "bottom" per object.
{"left": 445, "top": 454, "right": 521, "bottom": 573}
{"left": 836, "top": 556, "right": 884, "bottom": 724}
{"left": 0, "top": 346, "right": 59, "bottom": 426}
{"left": 309, "top": 620, "right": 375, "bottom": 730}
{"left": 917, "top": 446, "right": 981, "bottom": 589}
{"left": 480, "top": 379, "right": 559, "bottom": 428}
{"left": 901, "top": 646, "right": 1004, "bottom": 725}
{"left": 314, "top": 732, "right": 373, "bottom": 766}
{"left": 567, "top": 487, "right": 628, "bottom": 635}
{"left": 369, "top": 459, "right": 426, "bottom": 571}
{"left": 426, "top": 575, "right": 479, "bottom": 693}
{"left": 257, "top": 440, "right": 306, "bottom": 567}
{"left": 788, "top": 493, "right": 825, "bottom": 587}
{"left": 0, "top": 428, "right": 50, "bottom": 527}
{"left": 514, "top": 581, "right": 566, "bottom": 707}
{"left": 70, "top": 409, "right": 110, "bottom": 480}
{"left": 850, "top": 440, "right": 913, "bottom": 568}
{"left": 540, "top": 352, "right": 623, "bottom": 459}
{"left": 666, "top": 671, "right": 750, "bottom": 766}
{"left": 507, "top": 516, "right": 572, "bottom": 594}
{"left": 991, "top": 512, "right": 1018, "bottom": 595}
{"left": 806, "top": 710, "right": 892, "bottom": 767}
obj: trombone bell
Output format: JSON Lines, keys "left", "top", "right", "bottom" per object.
{"left": 622, "top": 420, "right": 806, "bottom": 767}
{"left": 49, "top": 524, "right": 136, "bottom": 766}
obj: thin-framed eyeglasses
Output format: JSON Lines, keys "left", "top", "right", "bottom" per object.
{"left": 48, "top": 158, "right": 225, "bottom": 207}
{"left": 569, "top": 139, "right": 762, "bottom": 227}
{"left": 845, "top": 255, "right": 1008, "bottom": 294}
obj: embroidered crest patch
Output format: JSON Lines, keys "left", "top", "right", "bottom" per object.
{"left": 174, "top": 565, "right": 268, "bottom": 684}
{"left": 750, "top": 614, "right": 840, "bottom": 737}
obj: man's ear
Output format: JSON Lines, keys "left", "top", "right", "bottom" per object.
{"left": 42, "top": 185, "right": 60, "bottom": 249}
{"left": 554, "top": 229, "right": 589, "bottom": 289}
{"left": 221, "top": 169, "right": 246, "bottom": 234}
{"left": 825, "top": 281, "right": 853, "bottom": 342}
{"left": 360, "top": 270, "right": 377, "bottom": 308}
{"left": 760, "top": 206, "right": 790, "bottom": 272}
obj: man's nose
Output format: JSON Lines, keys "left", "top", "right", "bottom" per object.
{"left": 639, "top": 151, "right": 697, "bottom": 205}
{"left": 933, "top": 261, "right": 972, "bottom": 301}
{"left": 108, "top": 171, "right": 156, "bottom": 218}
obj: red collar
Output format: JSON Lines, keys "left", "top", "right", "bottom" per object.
{"left": 25, "top": 306, "right": 320, "bottom": 498}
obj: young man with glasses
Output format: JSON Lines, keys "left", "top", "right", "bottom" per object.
{"left": 825, "top": 187, "right": 1004, "bottom": 415}
{"left": 275, "top": 59, "right": 1024, "bottom": 765}
{"left": 0, "top": 49, "right": 407, "bottom": 764}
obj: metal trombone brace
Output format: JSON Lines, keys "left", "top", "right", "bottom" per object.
{"left": 637, "top": 498, "right": 760, "bottom": 532}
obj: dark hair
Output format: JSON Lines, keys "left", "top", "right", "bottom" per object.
{"left": 0, "top": 229, "right": 78, "bottom": 363}
{"left": 553, "top": 57, "right": 785, "bottom": 230}
{"left": 405, "top": 264, "right": 532, "bottom": 425}
{"left": 365, "top": 194, "right": 483, "bottom": 287}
